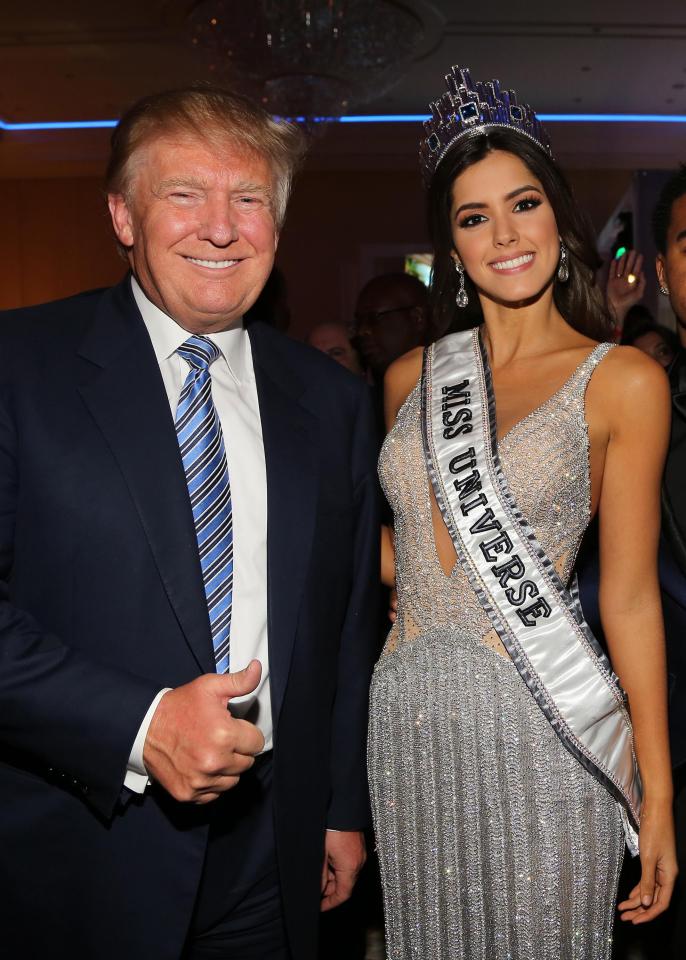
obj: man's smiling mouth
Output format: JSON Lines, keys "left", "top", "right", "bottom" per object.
{"left": 184, "top": 256, "right": 240, "bottom": 269}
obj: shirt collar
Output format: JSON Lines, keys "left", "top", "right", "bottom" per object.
{"left": 131, "top": 275, "right": 248, "bottom": 384}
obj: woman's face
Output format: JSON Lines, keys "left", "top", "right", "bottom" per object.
{"left": 449, "top": 149, "right": 560, "bottom": 307}
{"left": 632, "top": 331, "right": 675, "bottom": 369}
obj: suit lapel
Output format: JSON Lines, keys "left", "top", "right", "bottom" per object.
{"left": 75, "top": 293, "right": 320, "bottom": 692}
{"left": 249, "top": 324, "right": 319, "bottom": 722}
{"left": 76, "top": 280, "right": 215, "bottom": 673}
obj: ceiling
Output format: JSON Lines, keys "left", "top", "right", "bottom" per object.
{"left": 1, "top": 0, "right": 686, "bottom": 178}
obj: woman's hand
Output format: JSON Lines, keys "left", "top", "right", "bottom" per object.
{"left": 617, "top": 799, "right": 678, "bottom": 924}
{"left": 606, "top": 250, "right": 646, "bottom": 332}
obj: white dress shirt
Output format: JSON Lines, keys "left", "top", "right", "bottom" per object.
{"left": 125, "top": 277, "right": 270, "bottom": 792}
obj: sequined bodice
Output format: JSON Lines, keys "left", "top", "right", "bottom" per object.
{"left": 379, "top": 342, "right": 615, "bottom": 655}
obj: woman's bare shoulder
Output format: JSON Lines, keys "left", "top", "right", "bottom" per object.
{"left": 385, "top": 346, "right": 424, "bottom": 391}
{"left": 383, "top": 346, "right": 425, "bottom": 429}
{"left": 597, "top": 343, "right": 670, "bottom": 389}
{"left": 590, "top": 344, "right": 671, "bottom": 424}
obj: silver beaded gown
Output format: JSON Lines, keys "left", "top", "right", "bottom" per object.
{"left": 368, "top": 342, "right": 625, "bottom": 960}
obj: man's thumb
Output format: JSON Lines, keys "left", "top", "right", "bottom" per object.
{"left": 215, "top": 659, "right": 262, "bottom": 700}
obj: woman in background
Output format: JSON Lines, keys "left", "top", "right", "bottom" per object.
{"left": 623, "top": 320, "right": 680, "bottom": 370}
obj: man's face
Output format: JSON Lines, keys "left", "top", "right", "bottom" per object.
{"left": 353, "top": 286, "right": 425, "bottom": 377}
{"left": 308, "top": 323, "right": 362, "bottom": 375}
{"left": 108, "top": 133, "right": 278, "bottom": 333}
{"left": 657, "top": 193, "right": 686, "bottom": 342}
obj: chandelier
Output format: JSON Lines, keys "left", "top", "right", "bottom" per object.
{"left": 188, "top": 1, "right": 424, "bottom": 122}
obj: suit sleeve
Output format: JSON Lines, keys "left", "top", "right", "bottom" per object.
{"left": 0, "top": 379, "right": 161, "bottom": 820}
{"left": 326, "top": 384, "right": 380, "bottom": 829}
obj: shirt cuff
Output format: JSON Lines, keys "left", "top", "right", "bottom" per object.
{"left": 124, "top": 688, "right": 172, "bottom": 793}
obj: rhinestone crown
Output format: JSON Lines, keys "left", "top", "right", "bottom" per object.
{"left": 420, "top": 65, "right": 552, "bottom": 185}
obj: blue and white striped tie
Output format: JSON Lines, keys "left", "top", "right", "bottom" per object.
{"left": 175, "top": 335, "right": 233, "bottom": 673}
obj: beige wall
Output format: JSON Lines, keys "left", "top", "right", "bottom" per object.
{"left": 0, "top": 178, "right": 124, "bottom": 310}
{"left": 0, "top": 167, "right": 632, "bottom": 336}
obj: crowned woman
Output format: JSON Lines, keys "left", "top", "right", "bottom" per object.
{"left": 368, "top": 66, "right": 677, "bottom": 959}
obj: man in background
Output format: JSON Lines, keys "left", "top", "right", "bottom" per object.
{"left": 307, "top": 321, "right": 364, "bottom": 376}
{"left": 353, "top": 272, "right": 429, "bottom": 384}
{"left": 639, "top": 163, "right": 686, "bottom": 958}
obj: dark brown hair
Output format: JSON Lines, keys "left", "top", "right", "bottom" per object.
{"left": 652, "top": 164, "right": 686, "bottom": 255}
{"left": 426, "top": 128, "right": 610, "bottom": 340}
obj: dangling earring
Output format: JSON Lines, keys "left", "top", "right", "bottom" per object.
{"left": 454, "top": 259, "right": 469, "bottom": 308}
{"left": 659, "top": 284, "right": 670, "bottom": 295}
{"left": 557, "top": 240, "right": 569, "bottom": 282}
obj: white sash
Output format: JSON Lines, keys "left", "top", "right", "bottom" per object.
{"left": 421, "top": 328, "right": 641, "bottom": 853}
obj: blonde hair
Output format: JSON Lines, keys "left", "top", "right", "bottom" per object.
{"left": 105, "top": 85, "right": 307, "bottom": 230}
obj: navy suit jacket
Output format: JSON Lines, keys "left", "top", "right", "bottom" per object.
{"left": 0, "top": 279, "right": 379, "bottom": 959}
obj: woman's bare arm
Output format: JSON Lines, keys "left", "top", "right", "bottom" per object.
{"left": 595, "top": 346, "right": 677, "bottom": 922}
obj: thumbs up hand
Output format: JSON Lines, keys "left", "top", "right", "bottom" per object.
{"left": 142, "top": 660, "right": 265, "bottom": 803}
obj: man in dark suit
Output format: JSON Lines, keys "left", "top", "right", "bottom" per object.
{"left": 0, "top": 87, "right": 378, "bottom": 960}
{"left": 648, "top": 163, "right": 686, "bottom": 957}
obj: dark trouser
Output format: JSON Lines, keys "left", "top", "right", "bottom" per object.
{"left": 661, "top": 764, "right": 686, "bottom": 957}
{"left": 183, "top": 753, "right": 289, "bottom": 960}
{"left": 318, "top": 831, "right": 383, "bottom": 960}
